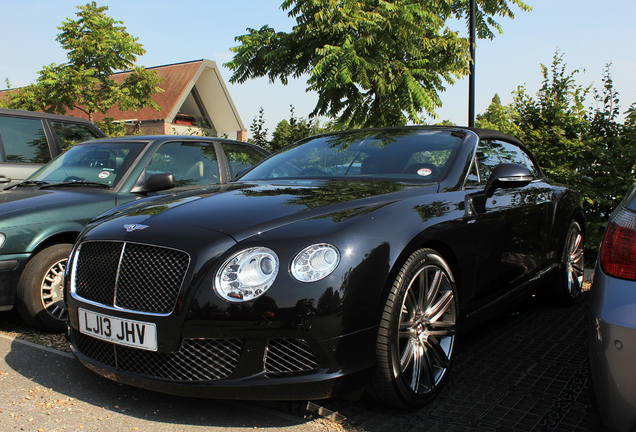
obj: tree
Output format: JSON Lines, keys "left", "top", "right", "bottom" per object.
{"left": 224, "top": 0, "right": 529, "bottom": 129}
{"left": 475, "top": 93, "right": 520, "bottom": 136}
{"left": 582, "top": 65, "right": 636, "bottom": 249}
{"left": 248, "top": 107, "right": 269, "bottom": 148}
{"left": 270, "top": 106, "right": 334, "bottom": 152}
{"left": 8, "top": 2, "right": 163, "bottom": 122}
{"left": 512, "top": 51, "right": 590, "bottom": 187}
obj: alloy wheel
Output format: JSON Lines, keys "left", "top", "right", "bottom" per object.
{"left": 397, "top": 263, "right": 457, "bottom": 394}
{"left": 41, "top": 258, "right": 68, "bottom": 321}
{"left": 564, "top": 221, "right": 585, "bottom": 298}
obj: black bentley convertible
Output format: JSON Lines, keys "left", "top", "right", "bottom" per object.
{"left": 64, "top": 127, "right": 584, "bottom": 408}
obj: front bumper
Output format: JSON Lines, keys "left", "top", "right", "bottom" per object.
{"left": 67, "top": 320, "right": 376, "bottom": 400}
{"left": 589, "top": 266, "right": 636, "bottom": 432}
{"left": 0, "top": 253, "right": 30, "bottom": 308}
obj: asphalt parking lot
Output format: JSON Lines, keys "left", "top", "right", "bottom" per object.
{"left": 1, "top": 292, "right": 607, "bottom": 431}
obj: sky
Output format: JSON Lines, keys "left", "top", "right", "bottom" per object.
{"left": 1, "top": 0, "right": 635, "bottom": 136}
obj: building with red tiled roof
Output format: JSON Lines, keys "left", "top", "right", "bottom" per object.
{"left": 1, "top": 59, "right": 247, "bottom": 141}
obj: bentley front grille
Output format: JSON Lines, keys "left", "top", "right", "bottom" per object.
{"left": 73, "top": 241, "right": 190, "bottom": 314}
{"left": 72, "top": 330, "right": 243, "bottom": 381}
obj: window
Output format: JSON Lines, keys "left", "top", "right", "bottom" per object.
{"left": 0, "top": 116, "right": 51, "bottom": 163}
{"left": 223, "top": 143, "right": 266, "bottom": 178}
{"left": 50, "top": 121, "right": 103, "bottom": 150}
{"left": 465, "top": 140, "right": 540, "bottom": 188}
{"left": 242, "top": 130, "right": 462, "bottom": 182}
{"left": 146, "top": 142, "right": 220, "bottom": 187}
{"left": 33, "top": 142, "right": 144, "bottom": 187}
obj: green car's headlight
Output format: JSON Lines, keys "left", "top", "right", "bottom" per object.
{"left": 0, "top": 233, "right": 6, "bottom": 249}
{"left": 215, "top": 247, "right": 279, "bottom": 302}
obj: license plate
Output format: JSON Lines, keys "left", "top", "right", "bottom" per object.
{"left": 79, "top": 308, "right": 157, "bottom": 351}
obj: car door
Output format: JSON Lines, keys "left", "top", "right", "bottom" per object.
{"left": 142, "top": 140, "right": 223, "bottom": 189}
{"left": 464, "top": 139, "right": 551, "bottom": 308}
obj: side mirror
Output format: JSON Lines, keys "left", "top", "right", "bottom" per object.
{"left": 484, "top": 163, "right": 533, "bottom": 198}
{"left": 131, "top": 173, "right": 176, "bottom": 193}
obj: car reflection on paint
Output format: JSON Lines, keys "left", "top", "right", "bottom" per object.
{"left": 65, "top": 126, "right": 585, "bottom": 408}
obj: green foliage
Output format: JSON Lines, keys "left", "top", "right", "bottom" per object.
{"left": 581, "top": 65, "right": 636, "bottom": 251}
{"left": 248, "top": 107, "right": 269, "bottom": 148}
{"left": 475, "top": 94, "right": 520, "bottom": 136}
{"left": 434, "top": 119, "right": 458, "bottom": 126}
{"left": 225, "top": 0, "right": 528, "bottom": 129}
{"left": 95, "top": 117, "right": 127, "bottom": 137}
{"left": 250, "top": 106, "right": 335, "bottom": 153}
{"left": 270, "top": 106, "right": 336, "bottom": 152}
{"left": 8, "top": 2, "right": 163, "bottom": 123}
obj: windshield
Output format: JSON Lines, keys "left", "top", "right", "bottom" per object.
{"left": 241, "top": 128, "right": 463, "bottom": 183}
{"left": 27, "top": 141, "right": 146, "bottom": 188}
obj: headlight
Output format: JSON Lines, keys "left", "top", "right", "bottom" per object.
{"left": 215, "top": 247, "right": 279, "bottom": 302}
{"left": 0, "top": 233, "right": 5, "bottom": 249}
{"left": 291, "top": 243, "right": 340, "bottom": 282}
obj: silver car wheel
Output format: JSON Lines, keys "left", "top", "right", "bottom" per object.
{"left": 564, "top": 220, "right": 584, "bottom": 298}
{"left": 41, "top": 258, "right": 68, "bottom": 321}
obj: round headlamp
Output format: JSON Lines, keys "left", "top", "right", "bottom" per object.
{"left": 291, "top": 243, "right": 340, "bottom": 282}
{"left": 215, "top": 247, "right": 279, "bottom": 302}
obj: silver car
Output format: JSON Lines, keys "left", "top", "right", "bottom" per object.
{"left": 590, "top": 182, "right": 636, "bottom": 432}
{"left": 0, "top": 108, "right": 106, "bottom": 187}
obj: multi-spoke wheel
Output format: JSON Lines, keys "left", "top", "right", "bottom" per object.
{"left": 552, "top": 220, "right": 585, "bottom": 305}
{"left": 16, "top": 244, "right": 72, "bottom": 332}
{"left": 370, "top": 248, "right": 458, "bottom": 408}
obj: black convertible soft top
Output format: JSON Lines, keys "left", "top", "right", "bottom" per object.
{"left": 466, "top": 127, "right": 524, "bottom": 146}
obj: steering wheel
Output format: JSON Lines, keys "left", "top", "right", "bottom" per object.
{"left": 300, "top": 167, "right": 333, "bottom": 176}
{"left": 63, "top": 176, "right": 84, "bottom": 182}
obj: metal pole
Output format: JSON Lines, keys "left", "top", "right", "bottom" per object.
{"left": 469, "top": 0, "right": 476, "bottom": 127}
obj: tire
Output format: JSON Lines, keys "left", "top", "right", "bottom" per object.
{"left": 16, "top": 244, "right": 72, "bottom": 333}
{"left": 369, "top": 248, "right": 458, "bottom": 409}
{"left": 550, "top": 220, "right": 585, "bottom": 306}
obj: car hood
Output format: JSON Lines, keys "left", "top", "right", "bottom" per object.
{"left": 93, "top": 180, "right": 438, "bottom": 242}
{"left": 0, "top": 187, "right": 112, "bottom": 223}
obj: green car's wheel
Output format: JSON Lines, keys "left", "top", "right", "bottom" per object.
{"left": 16, "top": 244, "right": 72, "bottom": 333}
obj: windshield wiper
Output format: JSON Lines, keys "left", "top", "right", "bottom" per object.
{"left": 4, "top": 180, "right": 50, "bottom": 190}
{"left": 40, "top": 181, "right": 112, "bottom": 189}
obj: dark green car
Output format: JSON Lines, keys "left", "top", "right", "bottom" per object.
{"left": 0, "top": 135, "right": 268, "bottom": 332}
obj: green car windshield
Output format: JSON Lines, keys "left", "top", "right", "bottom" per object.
{"left": 27, "top": 142, "right": 146, "bottom": 188}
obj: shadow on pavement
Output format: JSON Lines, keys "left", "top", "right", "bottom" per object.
{"left": 1, "top": 336, "right": 319, "bottom": 431}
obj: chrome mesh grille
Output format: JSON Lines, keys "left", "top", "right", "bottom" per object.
{"left": 72, "top": 330, "right": 243, "bottom": 381}
{"left": 264, "top": 338, "right": 319, "bottom": 375}
{"left": 74, "top": 242, "right": 121, "bottom": 306}
{"left": 73, "top": 241, "right": 190, "bottom": 314}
